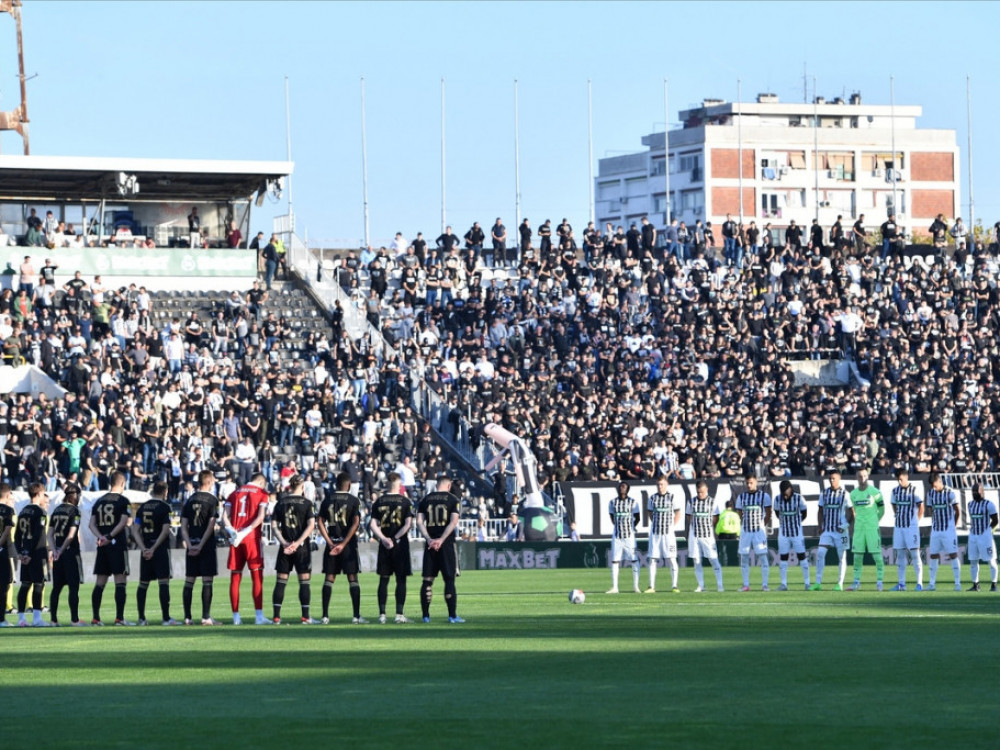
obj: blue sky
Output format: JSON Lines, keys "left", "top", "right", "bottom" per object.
{"left": 4, "top": 1, "right": 996, "bottom": 246}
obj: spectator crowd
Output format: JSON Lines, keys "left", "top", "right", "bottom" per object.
{"left": 1, "top": 209, "right": 1000, "bottom": 532}
{"left": 333, "top": 214, "right": 1000, "bottom": 489}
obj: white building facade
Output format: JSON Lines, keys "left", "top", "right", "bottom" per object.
{"left": 595, "top": 93, "right": 959, "bottom": 242}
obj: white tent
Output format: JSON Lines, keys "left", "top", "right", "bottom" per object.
{"left": 0, "top": 364, "right": 67, "bottom": 399}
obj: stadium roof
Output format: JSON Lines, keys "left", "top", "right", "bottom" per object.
{"left": 0, "top": 155, "right": 294, "bottom": 203}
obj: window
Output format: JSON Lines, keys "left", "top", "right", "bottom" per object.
{"left": 678, "top": 153, "right": 701, "bottom": 172}
{"left": 861, "top": 152, "right": 905, "bottom": 172}
{"left": 597, "top": 181, "right": 620, "bottom": 201}
{"left": 625, "top": 177, "right": 646, "bottom": 197}
{"left": 760, "top": 190, "right": 806, "bottom": 218}
{"left": 650, "top": 158, "right": 666, "bottom": 177}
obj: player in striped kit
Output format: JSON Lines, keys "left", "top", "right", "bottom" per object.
{"left": 925, "top": 472, "right": 961, "bottom": 591}
{"left": 646, "top": 476, "right": 681, "bottom": 593}
{"left": 607, "top": 481, "right": 641, "bottom": 594}
{"left": 889, "top": 468, "right": 924, "bottom": 591}
{"left": 734, "top": 474, "right": 772, "bottom": 591}
{"left": 773, "top": 480, "right": 810, "bottom": 591}
{"left": 965, "top": 482, "right": 997, "bottom": 592}
{"left": 686, "top": 480, "right": 724, "bottom": 592}
{"left": 811, "top": 470, "right": 853, "bottom": 591}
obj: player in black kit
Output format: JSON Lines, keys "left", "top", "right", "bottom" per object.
{"left": 317, "top": 471, "right": 364, "bottom": 624}
{"left": 369, "top": 472, "right": 413, "bottom": 624}
{"left": 48, "top": 483, "right": 84, "bottom": 626}
{"left": 89, "top": 471, "right": 133, "bottom": 626}
{"left": 132, "top": 481, "right": 179, "bottom": 626}
{"left": 270, "top": 475, "right": 318, "bottom": 625}
{"left": 15, "top": 483, "right": 50, "bottom": 627}
{"left": 417, "top": 475, "right": 463, "bottom": 623}
{"left": 180, "top": 470, "right": 221, "bottom": 625}
{"left": 0, "top": 482, "right": 15, "bottom": 626}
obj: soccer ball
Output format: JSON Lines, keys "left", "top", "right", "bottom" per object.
{"left": 569, "top": 589, "right": 586, "bottom": 604}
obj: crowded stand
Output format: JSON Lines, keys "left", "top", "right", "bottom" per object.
{"left": 0, "top": 212, "right": 998, "bottom": 534}
{"left": 341, "top": 215, "right": 1000, "bottom": 487}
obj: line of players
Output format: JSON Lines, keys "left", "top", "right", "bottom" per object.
{"left": 0, "top": 469, "right": 467, "bottom": 627}
{"left": 607, "top": 469, "right": 1000, "bottom": 594}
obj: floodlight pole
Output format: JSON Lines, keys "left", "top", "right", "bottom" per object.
{"left": 441, "top": 77, "right": 447, "bottom": 234}
{"left": 284, "top": 75, "right": 294, "bottom": 234}
{"left": 515, "top": 79, "right": 521, "bottom": 232}
{"left": 967, "top": 75, "right": 975, "bottom": 237}
{"left": 361, "top": 76, "right": 370, "bottom": 249}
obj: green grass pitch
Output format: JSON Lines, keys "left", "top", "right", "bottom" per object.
{"left": 4, "top": 567, "right": 998, "bottom": 749}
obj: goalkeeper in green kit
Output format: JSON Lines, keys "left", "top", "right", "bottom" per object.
{"left": 849, "top": 469, "right": 885, "bottom": 591}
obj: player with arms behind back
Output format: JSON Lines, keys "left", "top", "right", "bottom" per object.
{"left": 369, "top": 471, "right": 414, "bottom": 624}
{"left": 180, "top": 470, "right": 221, "bottom": 625}
{"left": 317, "top": 471, "right": 365, "bottom": 624}
{"left": 965, "top": 482, "right": 998, "bottom": 592}
{"left": 417, "top": 475, "right": 463, "bottom": 623}
{"left": 607, "top": 481, "right": 641, "bottom": 594}
{"left": 15, "top": 483, "right": 50, "bottom": 627}
{"left": 0, "top": 483, "right": 15, "bottom": 626}
{"left": 222, "top": 472, "right": 271, "bottom": 625}
{"left": 270, "top": 475, "right": 318, "bottom": 624}
{"left": 88, "top": 471, "right": 133, "bottom": 625}
{"left": 646, "top": 475, "right": 681, "bottom": 594}
{"left": 132, "top": 481, "right": 179, "bottom": 626}
{"left": 48, "top": 483, "right": 84, "bottom": 626}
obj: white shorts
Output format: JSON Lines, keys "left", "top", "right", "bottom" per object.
{"left": 928, "top": 530, "right": 958, "bottom": 556}
{"left": 818, "top": 530, "right": 850, "bottom": 553}
{"left": 892, "top": 526, "right": 920, "bottom": 551}
{"left": 778, "top": 534, "right": 806, "bottom": 556}
{"left": 967, "top": 532, "right": 996, "bottom": 562}
{"left": 647, "top": 533, "right": 677, "bottom": 561}
{"left": 738, "top": 529, "right": 768, "bottom": 556}
{"left": 611, "top": 536, "right": 638, "bottom": 564}
{"left": 687, "top": 535, "right": 718, "bottom": 563}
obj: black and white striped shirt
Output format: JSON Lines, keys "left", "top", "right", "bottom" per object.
{"left": 647, "top": 492, "right": 676, "bottom": 536}
{"left": 609, "top": 496, "right": 639, "bottom": 539}
{"left": 686, "top": 494, "right": 717, "bottom": 539}
{"left": 774, "top": 493, "right": 805, "bottom": 538}
{"left": 735, "top": 490, "right": 771, "bottom": 533}
{"left": 891, "top": 485, "right": 921, "bottom": 529}
{"left": 968, "top": 498, "right": 997, "bottom": 536}
{"left": 818, "top": 487, "right": 851, "bottom": 532}
{"left": 926, "top": 488, "right": 958, "bottom": 532}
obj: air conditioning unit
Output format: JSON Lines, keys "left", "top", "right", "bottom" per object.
{"left": 779, "top": 166, "right": 789, "bottom": 176}
{"left": 820, "top": 201, "right": 831, "bottom": 208}
{"left": 887, "top": 169, "right": 907, "bottom": 182}
{"left": 827, "top": 170, "right": 836, "bottom": 178}
{"left": 873, "top": 168, "right": 884, "bottom": 178}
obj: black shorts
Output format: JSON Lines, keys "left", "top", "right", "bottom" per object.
{"left": 139, "top": 547, "right": 172, "bottom": 582}
{"left": 185, "top": 544, "right": 218, "bottom": 579}
{"left": 94, "top": 540, "right": 130, "bottom": 577}
{"left": 376, "top": 540, "right": 412, "bottom": 578}
{"left": 322, "top": 542, "right": 359, "bottom": 576}
{"left": 52, "top": 553, "right": 83, "bottom": 588}
{"left": 19, "top": 549, "right": 47, "bottom": 584}
{"left": 422, "top": 541, "right": 457, "bottom": 580}
{"left": 0, "top": 553, "right": 11, "bottom": 585}
{"left": 275, "top": 545, "right": 312, "bottom": 576}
